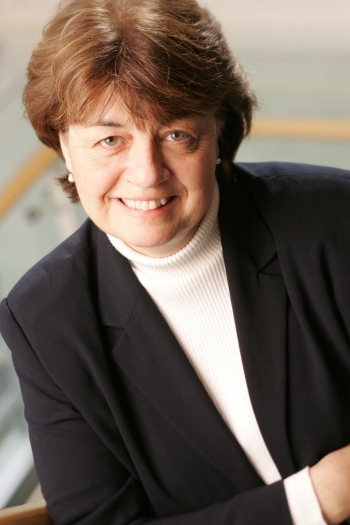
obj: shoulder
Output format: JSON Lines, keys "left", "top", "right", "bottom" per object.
{"left": 235, "top": 160, "right": 350, "bottom": 194}
{"left": 233, "top": 161, "right": 350, "bottom": 238}
{"left": 0, "top": 219, "right": 104, "bottom": 373}
{"left": 234, "top": 160, "right": 350, "bottom": 201}
{"left": 5, "top": 219, "right": 99, "bottom": 315}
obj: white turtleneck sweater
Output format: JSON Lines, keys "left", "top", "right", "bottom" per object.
{"left": 108, "top": 183, "right": 326, "bottom": 525}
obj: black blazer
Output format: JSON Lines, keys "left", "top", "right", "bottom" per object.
{"left": 1, "top": 162, "right": 350, "bottom": 525}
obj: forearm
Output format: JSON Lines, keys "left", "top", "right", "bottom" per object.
{"left": 44, "top": 480, "right": 292, "bottom": 525}
{"left": 310, "top": 444, "right": 350, "bottom": 525}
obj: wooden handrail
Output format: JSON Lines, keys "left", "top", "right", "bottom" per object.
{"left": 252, "top": 117, "right": 350, "bottom": 140}
{"left": 0, "top": 500, "right": 52, "bottom": 525}
{"left": 0, "top": 117, "right": 349, "bottom": 221}
{"left": 0, "top": 147, "right": 57, "bottom": 220}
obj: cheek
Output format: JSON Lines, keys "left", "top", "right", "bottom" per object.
{"left": 178, "top": 154, "right": 216, "bottom": 189}
{"left": 74, "top": 165, "right": 119, "bottom": 202}
{"left": 191, "top": 162, "right": 217, "bottom": 193}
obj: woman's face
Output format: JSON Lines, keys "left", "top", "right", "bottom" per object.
{"left": 59, "top": 98, "right": 220, "bottom": 257}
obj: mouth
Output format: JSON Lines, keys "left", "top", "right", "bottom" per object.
{"left": 120, "top": 197, "right": 172, "bottom": 211}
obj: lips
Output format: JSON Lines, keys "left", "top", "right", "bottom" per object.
{"left": 120, "top": 198, "right": 171, "bottom": 211}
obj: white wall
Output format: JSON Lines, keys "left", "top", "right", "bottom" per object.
{"left": 0, "top": 0, "right": 349, "bottom": 98}
{"left": 1, "top": 0, "right": 349, "bottom": 53}
{"left": 202, "top": 0, "right": 350, "bottom": 55}
{"left": 0, "top": 0, "right": 59, "bottom": 97}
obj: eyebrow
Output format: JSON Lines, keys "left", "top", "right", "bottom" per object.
{"left": 83, "top": 120, "right": 125, "bottom": 128}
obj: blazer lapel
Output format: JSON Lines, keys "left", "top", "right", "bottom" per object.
{"left": 96, "top": 229, "right": 262, "bottom": 489}
{"left": 218, "top": 166, "right": 296, "bottom": 478}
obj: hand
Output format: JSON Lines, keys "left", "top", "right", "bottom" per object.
{"left": 310, "top": 444, "right": 350, "bottom": 525}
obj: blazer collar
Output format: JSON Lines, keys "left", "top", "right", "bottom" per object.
{"left": 218, "top": 164, "right": 276, "bottom": 272}
{"left": 96, "top": 231, "right": 144, "bottom": 329}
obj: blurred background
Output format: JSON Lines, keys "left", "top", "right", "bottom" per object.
{"left": 0, "top": 0, "right": 349, "bottom": 508}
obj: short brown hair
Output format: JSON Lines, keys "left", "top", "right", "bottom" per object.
{"left": 23, "top": 0, "right": 256, "bottom": 202}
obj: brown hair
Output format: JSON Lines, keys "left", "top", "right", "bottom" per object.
{"left": 23, "top": 0, "right": 256, "bottom": 202}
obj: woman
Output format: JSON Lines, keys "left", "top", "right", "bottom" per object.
{"left": 1, "top": 0, "right": 350, "bottom": 523}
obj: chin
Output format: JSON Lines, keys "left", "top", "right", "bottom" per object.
{"left": 123, "top": 227, "right": 174, "bottom": 246}
{"left": 127, "top": 241, "right": 173, "bottom": 256}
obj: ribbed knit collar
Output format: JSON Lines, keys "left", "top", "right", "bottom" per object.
{"left": 107, "top": 181, "right": 220, "bottom": 278}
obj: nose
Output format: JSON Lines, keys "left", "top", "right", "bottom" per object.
{"left": 126, "top": 136, "right": 170, "bottom": 188}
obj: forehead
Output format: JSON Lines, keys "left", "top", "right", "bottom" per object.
{"left": 72, "top": 87, "right": 159, "bottom": 131}
{"left": 82, "top": 96, "right": 136, "bottom": 129}
{"left": 71, "top": 90, "right": 215, "bottom": 134}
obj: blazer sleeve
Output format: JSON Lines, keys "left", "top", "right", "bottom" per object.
{"left": 0, "top": 299, "right": 293, "bottom": 525}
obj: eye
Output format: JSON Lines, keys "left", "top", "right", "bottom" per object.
{"left": 167, "top": 130, "right": 189, "bottom": 142}
{"left": 100, "top": 136, "right": 121, "bottom": 147}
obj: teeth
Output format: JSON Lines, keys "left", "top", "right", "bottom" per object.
{"left": 149, "top": 200, "right": 158, "bottom": 210}
{"left": 121, "top": 198, "right": 171, "bottom": 210}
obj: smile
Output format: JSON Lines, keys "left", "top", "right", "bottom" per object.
{"left": 120, "top": 198, "right": 171, "bottom": 210}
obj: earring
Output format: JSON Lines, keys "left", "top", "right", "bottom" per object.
{"left": 216, "top": 158, "right": 221, "bottom": 165}
{"left": 68, "top": 173, "right": 75, "bottom": 183}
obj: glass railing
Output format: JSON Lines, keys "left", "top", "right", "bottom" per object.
{"left": 0, "top": 52, "right": 349, "bottom": 508}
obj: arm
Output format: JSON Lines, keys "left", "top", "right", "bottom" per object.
{"left": 310, "top": 445, "right": 350, "bottom": 525}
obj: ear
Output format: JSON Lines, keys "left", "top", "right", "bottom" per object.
{"left": 59, "top": 131, "right": 73, "bottom": 173}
